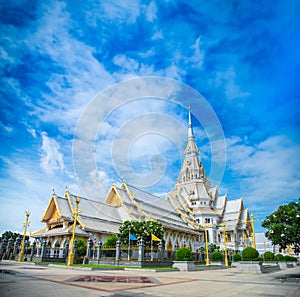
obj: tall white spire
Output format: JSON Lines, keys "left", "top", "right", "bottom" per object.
{"left": 188, "top": 105, "right": 194, "bottom": 141}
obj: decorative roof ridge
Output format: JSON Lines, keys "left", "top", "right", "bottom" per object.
{"left": 78, "top": 214, "right": 122, "bottom": 224}
{"left": 124, "top": 182, "right": 164, "bottom": 199}
{"left": 67, "top": 191, "right": 123, "bottom": 209}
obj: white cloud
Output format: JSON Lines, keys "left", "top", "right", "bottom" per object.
{"left": 77, "top": 169, "right": 111, "bottom": 199}
{"left": 113, "top": 54, "right": 139, "bottom": 72}
{"left": 165, "top": 63, "right": 186, "bottom": 81}
{"left": 152, "top": 29, "right": 164, "bottom": 40}
{"left": 146, "top": 1, "right": 157, "bottom": 22}
{"left": 23, "top": 1, "right": 115, "bottom": 134}
{"left": 189, "top": 37, "right": 205, "bottom": 68}
{"left": 27, "top": 128, "right": 37, "bottom": 138}
{"left": 226, "top": 135, "right": 300, "bottom": 206}
{"left": 39, "top": 132, "right": 65, "bottom": 175}
{"left": 0, "top": 122, "right": 13, "bottom": 134}
{"left": 0, "top": 155, "right": 83, "bottom": 235}
{"left": 101, "top": 0, "right": 141, "bottom": 23}
{"left": 215, "top": 66, "right": 250, "bottom": 100}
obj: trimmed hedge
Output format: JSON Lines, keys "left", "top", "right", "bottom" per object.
{"left": 233, "top": 253, "right": 242, "bottom": 262}
{"left": 274, "top": 253, "right": 284, "bottom": 261}
{"left": 176, "top": 247, "right": 193, "bottom": 261}
{"left": 242, "top": 247, "right": 259, "bottom": 261}
{"left": 263, "top": 251, "right": 275, "bottom": 261}
{"left": 211, "top": 251, "right": 223, "bottom": 261}
{"left": 284, "top": 255, "right": 297, "bottom": 262}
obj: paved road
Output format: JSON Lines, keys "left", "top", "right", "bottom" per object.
{"left": 0, "top": 261, "right": 299, "bottom": 297}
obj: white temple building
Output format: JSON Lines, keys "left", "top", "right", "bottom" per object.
{"left": 33, "top": 108, "right": 253, "bottom": 251}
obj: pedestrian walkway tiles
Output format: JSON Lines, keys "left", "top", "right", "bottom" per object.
{"left": 30, "top": 274, "right": 197, "bottom": 292}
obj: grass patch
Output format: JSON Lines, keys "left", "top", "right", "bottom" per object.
{"left": 32, "top": 262, "right": 175, "bottom": 270}
{"left": 33, "top": 261, "right": 67, "bottom": 266}
{"left": 127, "top": 266, "right": 176, "bottom": 271}
{"left": 74, "top": 264, "right": 126, "bottom": 269}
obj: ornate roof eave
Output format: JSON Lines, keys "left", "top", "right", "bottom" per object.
{"left": 112, "top": 183, "right": 139, "bottom": 221}
{"left": 167, "top": 194, "right": 200, "bottom": 229}
{"left": 120, "top": 180, "right": 159, "bottom": 222}
{"left": 30, "top": 227, "right": 46, "bottom": 237}
{"left": 235, "top": 197, "right": 244, "bottom": 228}
{"left": 64, "top": 186, "right": 74, "bottom": 213}
{"left": 64, "top": 190, "right": 87, "bottom": 231}
{"left": 41, "top": 188, "right": 63, "bottom": 222}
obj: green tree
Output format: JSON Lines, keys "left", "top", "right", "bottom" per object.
{"left": 261, "top": 200, "right": 300, "bottom": 254}
{"left": 102, "top": 235, "right": 118, "bottom": 248}
{"left": 208, "top": 243, "right": 220, "bottom": 253}
{"left": 118, "top": 220, "right": 164, "bottom": 246}
{"left": 0, "top": 231, "right": 29, "bottom": 242}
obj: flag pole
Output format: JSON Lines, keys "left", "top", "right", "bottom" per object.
{"left": 128, "top": 230, "right": 130, "bottom": 261}
{"left": 151, "top": 233, "right": 153, "bottom": 261}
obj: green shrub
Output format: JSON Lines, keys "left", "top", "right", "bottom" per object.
{"left": 255, "top": 256, "right": 263, "bottom": 261}
{"left": 176, "top": 247, "right": 192, "bottom": 261}
{"left": 76, "top": 238, "right": 87, "bottom": 257}
{"left": 274, "top": 253, "right": 284, "bottom": 261}
{"left": 233, "top": 253, "right": 242, "bottom": 262}
{"left": 263, "top": 251, "right": 275, "bottom": 261}
{"left": 211, "top": 251, "right": 223, "bottom": 261}
{"left": 284, "top": 255, "right": 297, "bottom": 262}
{"left": 241, "top": 247, "right": 259, "bottom": 261}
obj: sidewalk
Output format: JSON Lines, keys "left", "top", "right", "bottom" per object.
{"left": 0, "top": 261, "right": 299, "bottom": 297}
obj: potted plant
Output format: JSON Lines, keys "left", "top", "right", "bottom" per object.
{"left": 274, "top": 253, "right": 287, "bottom": 269}
{"left": 284, "top": 255, "right": 298, "bottom": 267}
{"left": 238, "top": 247, "right": 262, "bottom": 274}
{"left": 172, "top": 247, "right": 196, "bottom": 271}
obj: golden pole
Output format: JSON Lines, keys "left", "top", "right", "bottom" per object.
{"left": 250, "top": 214, "right": 257, "bottom": 249}
{"left": 242, "top": 214, "right": 258, "bottom": 249}
{"left": 18, "top": 211, "right": 30, "bottom": 262}
{"left": 67, "top": 197, "right": 80, "bottom": 266}
{"left": 204, "top": 220, "right": 210, "bottom": 265}
{"left": 222, "top": 222, "right": 228, "bottom": 267}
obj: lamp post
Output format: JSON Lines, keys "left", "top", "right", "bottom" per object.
{"left": 67, "top": 197, "right": 81, "bottom": 266}
{"left": 222, "top": 222, "right": 228, "bottom": 267}
{"left": 18, "top": 211, "right": 30, "bottom": 262}
{"left": 203, "top": 220, "right": 210, "bottom": 265}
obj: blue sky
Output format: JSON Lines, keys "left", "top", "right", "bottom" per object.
{"left": 0, "top": 0, "right": 299, "bottom": 235}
